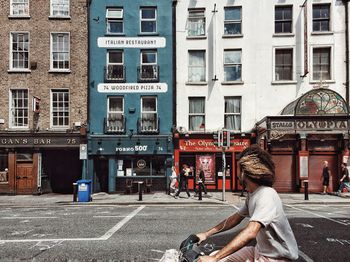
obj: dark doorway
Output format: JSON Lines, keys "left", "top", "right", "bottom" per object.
{"left": 42, "top": 149, "right": 81, "bottom": 193}
{"left": 94, "top": 157, "right": 109, "bottom": 193}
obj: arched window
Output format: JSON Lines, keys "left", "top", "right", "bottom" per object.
{"left": 281, "top": 88, "right": 348, "bottom": 115}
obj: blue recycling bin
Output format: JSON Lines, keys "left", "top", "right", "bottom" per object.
{"left": 76, "top": 179, "right": 92, "bottom": 202}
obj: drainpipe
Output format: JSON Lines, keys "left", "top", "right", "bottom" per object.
{"left": 85, "top": 0, "right": 92, "bottom": 181}
{"left": 87, "top": 0, "right": 91, "bottom": 125}
{"left": 343, "top": 0, "right": 349, "bottom": 107}
{"left": 172, "top": 0, "right": 177, "bottom": 128}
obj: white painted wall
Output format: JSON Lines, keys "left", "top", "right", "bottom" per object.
{"left": 176, "top": 0, "right": 347, "bottom": 133}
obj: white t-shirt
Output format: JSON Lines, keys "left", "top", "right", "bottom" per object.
{"left": 171, "top": 170, "right": 177, "bottom": 179}
{"left": 238, "top": 186, "right": 299, "bottom": 260}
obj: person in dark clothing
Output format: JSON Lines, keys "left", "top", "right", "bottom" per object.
{"left": 337, "top": 163, "right": 350, "bottom": 196}
{"left": 174, "top": 164, "right": 190, "bottom": 198}
{"left": 320, "top": 161, "right": 331, "bottom": 194}
{"left": 195, "top": 166, "right": 207, "bottom": 196}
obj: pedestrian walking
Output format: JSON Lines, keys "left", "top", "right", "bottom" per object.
{"left": 194, "top": 166, "right": 207, "bottom": 197}
{"left": 174, "top": 164, "right": 190, "bottom": 198}
{"left": 337, "top": 163, "right": 350, "bottom": 196}
{"left": 169, "top": 166, "right": 178, "bottom": 196}
{"left": 194, "top": 145, "right": 298, "bottom": 261}
{"left": 320, "top": 161, "right": 331, "bottom": 194}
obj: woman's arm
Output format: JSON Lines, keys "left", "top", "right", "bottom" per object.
{"left": 196, "top": 212, "right": 245, "bottom": 243}
{"left": 198, "top": 221, "right": 262, "bottom": 262}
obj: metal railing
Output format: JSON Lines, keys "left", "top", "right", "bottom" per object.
{"left": 137, "top": 117, "right": 159, "bottom": 133}
{"left": 104, "top": 65, "right": 125, "bottom": 82}
{"left": 137, "top": 65, "right": 159, "bottom": 82}
{"left": 104, "top": 115, "right": 126, "bottom": 134}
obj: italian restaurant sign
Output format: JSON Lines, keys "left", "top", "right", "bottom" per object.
{"left": 179, "top": 139, "right": 250, "bottom": 152}
{"left": 98, "top": 37, "right": 166, "bottom": 48}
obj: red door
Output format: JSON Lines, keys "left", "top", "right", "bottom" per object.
{"left": 308, "top": 154, "right": 338, "bottom": 193}
{"left": 272, "top": 155, "right": 296, "bottom": 192}
{"left": 16, "top": 163, "right": 35, "bottom": 194}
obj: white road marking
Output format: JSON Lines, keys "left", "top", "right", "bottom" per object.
{"left": 229, "top": 204, "right": 239, "bottom": 210}
{"left": 30, "top": 240, "right": 64, "bottom": 251}
{"left": 0, "top": 205, "right": 145, "bottom": 243}
{"left": 1, "top": 217, "right": 58, "bottom": 219}
{"left": 99, "top": 205, "right": 145, "bottom": 240}
{"left": 299, "top": 250, "right": 314, "bottom": 262}
{"left": 11, "top": 229, "right": 34, "bottom": 236}
{"left": 93, "top": 215, "right": 127, "bottom": 218}
{"left": 160, "top": 249, "right": 179, "bottom": 262}
{"left": 151, "top": 249, "right": 165, "bottom": 253}
{"left": 32, "top": 234, "right": 53, "bottom": 238}
{"left": 296, "top": 223, "right": 314, "bottom": 228}
{"left": 1, "top": 237, "right": 101, "bottom": 243}
{"left": 285, "top": 205, "right": 349, "bottom": 226}
{"left": 327, "top": 238, "right": 350, "bottom": 245}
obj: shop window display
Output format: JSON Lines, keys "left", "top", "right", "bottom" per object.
{"left": 117, "top": 156, "right": 166, "bottom": 177}
{"left": 0, "top": 153, "right": 8, "bottom": 183}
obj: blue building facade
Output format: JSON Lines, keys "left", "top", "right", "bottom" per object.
{"left": 87, "top": 0, "right": 174, "bottom": 193}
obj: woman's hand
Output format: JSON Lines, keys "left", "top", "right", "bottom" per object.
{"left": 196, "top": 232, "right": 208, "bottom": 244}
{"left": 197, "top": 255, "right": 219, "bottom": 262}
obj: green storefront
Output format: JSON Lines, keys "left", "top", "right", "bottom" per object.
{"left": 87, "top": 135, "right": 173, "bottom": 193}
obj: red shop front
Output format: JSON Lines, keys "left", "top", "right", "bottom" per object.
{"left": 173, "top": 134, "right": 251, "bottom": 191}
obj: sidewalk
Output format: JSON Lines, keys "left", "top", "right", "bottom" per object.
{"left": 0, "top": 191, "right": 349, "bottom": 207}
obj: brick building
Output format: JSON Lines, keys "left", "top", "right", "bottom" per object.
{"left": 0, "top": 0, "right": 88, "bottom": 194}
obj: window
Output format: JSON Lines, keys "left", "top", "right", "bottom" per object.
{"left": 224, "top": 7, "right": 241, "bottom": 35}
{"left": 10, "top": 32, "right": 29, "bottom": 70}
{"left": 118, "top": 156, "right": 167, "bottom": 177}
{"left": 51, "top": 90, "right": 69, "bottom": 128}
{"left": 313, "top": 4, "right": 330, "bottom": 32}
{"left": 140, "top": 7, "right": 157, "bottom": 33}
{"left": 189, "top": 97, "right": 205, "bottom": 131}
{"left": 187, "top": 9, "right": 205, "bottom": 37}
{"left": 224, "top": 97, "right": 241, "bottom": 131}
{"left": 10, "top": 89, "right": 28, "bottom": 128}
{"left": 106, "top": 50, "right": 124, "bottom": 81}
{"left": 313, "top": 47, "right": 331, "bottom": 80}
{"left": 107, "top": 97, "right": 124, "bottom": 132}
{"left": 275, "top": 49, "right": 293, "bottom": 81}
{"left": 141, "top": 97, "right": 157, "bottom": 132}
{"left": 275, "top": 6, "right": 292, "bottom": 34}
{"left": 188, "top": 50, "right": 206, "bottom": 82}
{"left": 0, "top": 153, "right": 8, "bottom": 183}
{"left": 50, "top": 0, "right": 69, "bottom": 17}
{"left": 11, "top": 0, "right": 29, "bottom": 16}
{"left": 51, "top": 33, "right": 70, "bottom": 70}
{"left": 224, "top": 50, "right": 242, "bottom": 81}
{"left": 106, "top": 8, "right": 123, "bottom": 34}
{"left": 139, "top": 50, "right": 158, "bottom": 81}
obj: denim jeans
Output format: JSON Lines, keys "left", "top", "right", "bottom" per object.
{"left": 337, "top": 182, "right": 350, "bottom": 193}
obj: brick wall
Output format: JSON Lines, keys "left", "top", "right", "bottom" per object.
{"left": 0, "top": 0, "right": 88, "bottom": 130}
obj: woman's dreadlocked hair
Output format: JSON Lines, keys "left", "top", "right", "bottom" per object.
{"left": 238, "top": 145, "right": 275, "bottom": 187}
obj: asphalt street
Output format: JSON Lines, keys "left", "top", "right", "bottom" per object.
{"left": 0, "top": 203, "right": 349, "bottom": 261}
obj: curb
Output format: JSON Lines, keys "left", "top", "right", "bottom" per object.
{"left": 283, "top": 201, "right": 350, "bottom": 205}
{"left": 58, "top": 200, "right": 229, "bottom": 206}
{"left": 0, "top": 201, "right": 229, "bottom": 207}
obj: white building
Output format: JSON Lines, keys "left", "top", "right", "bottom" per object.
{"left": 173, "top": 0, "right": 350, "bottom": 193}
{"left": 175, "top": 0, "right": 347, "bottom": 133}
